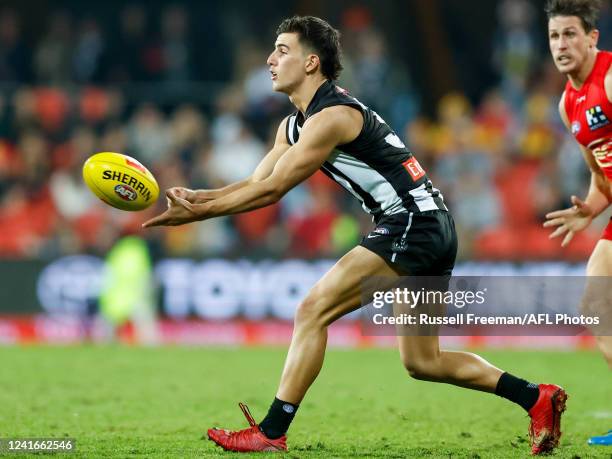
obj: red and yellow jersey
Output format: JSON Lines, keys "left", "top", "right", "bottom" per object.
{"left": 564, "top": 51, "right": 612, "bottom": 181}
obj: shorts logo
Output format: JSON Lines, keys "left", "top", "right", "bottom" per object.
{"left": 373, "top": 227, "right": 389, "bottom": 235}
{"left": 585, "top": 105, "right": 610, "bottom": 131}
{"left": 402, "top": 157, "right": 426, "bottom": 181}
{"left": 391, "top": 237, "right": 409, "bottom": 253}
{"left": 114, "top": 184, "right": 137, "bottom": 201}
{"left": 571, "top": 121, "right": 581, "bottom": 135}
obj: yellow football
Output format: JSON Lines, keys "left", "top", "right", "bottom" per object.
{"left": 82, "top": 152, "right": 160, "bottom": 211}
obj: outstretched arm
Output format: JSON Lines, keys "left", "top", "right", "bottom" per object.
{"left": 143, "top": 106, "right": 361, "bottom": 227}
{"left": 169, "top": 117, "right": 292, "bottom": 204}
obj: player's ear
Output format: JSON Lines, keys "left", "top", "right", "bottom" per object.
{"left": 589, "top": 28, "right": 599, "bottom": 48}
{"left": 305, "top": 54, "right": 320, "bottom": 75}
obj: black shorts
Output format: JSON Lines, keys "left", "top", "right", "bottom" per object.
{"left": 360, "top": 210, "right": 457, "bottom": 276}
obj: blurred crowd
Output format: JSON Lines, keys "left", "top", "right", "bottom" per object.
{"left": 0, "top": 2, "right": 609, "bottom": 262}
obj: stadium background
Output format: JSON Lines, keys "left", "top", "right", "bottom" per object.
{"left": 0, "top": 0, "right": 611, "bottom": 346}
{"left": 2, "top": 2, "right": 612, "bottom": 457}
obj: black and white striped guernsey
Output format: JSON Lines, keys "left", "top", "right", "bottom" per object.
{"left": 286, "top": 81, "right": 447, "bottom": 221}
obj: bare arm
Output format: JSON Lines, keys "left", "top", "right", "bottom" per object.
{"left": 197, "top": 106, "right": 359, "bottom": 217}
{"left": 191, "top": 179, "right": 251, "bottom": 203}
{"left": 579, "top": 143, "right": 612, "bottom": 216}
{"left": 175, "top": 117, "right": 291, "bottom": 203}
{"left": 143, "top": 106, "right": 362, "bottom": 227}
{"left": 251, "top": 116, "right": 292, "bottom": 182}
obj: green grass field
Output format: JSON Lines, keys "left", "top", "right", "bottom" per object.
{"left": 0, "top": 346, "right": 610, "bottom": 458}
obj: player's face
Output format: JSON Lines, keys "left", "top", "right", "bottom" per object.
{"left": 548, "top": 16, "right": 598, "bottom": 75}
{"left": 267, "top": 33, "right": 310, "bottom": 94}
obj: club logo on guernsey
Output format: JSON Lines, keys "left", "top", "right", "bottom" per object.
{"left": 102, "top": 170, "right": 153, "bottom": 201}
{"left": 571, "top": 121, "right": 581, "bottom": 135}
{"left": 585, "top": 105, "right": 610, "bottom": 131}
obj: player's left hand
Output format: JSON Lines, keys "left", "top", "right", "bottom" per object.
{"left": 543, "top": 195, "right": 594, "bottom": 247}
{"left": 142, "top": 190, "right": 205, "bottom": 228}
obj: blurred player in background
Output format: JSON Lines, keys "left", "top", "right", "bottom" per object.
{"left": 145, "top": 16, "right": 567, "bottom": 455}
{"left": 543, "top": 0, "right": 612, "bottom": 447}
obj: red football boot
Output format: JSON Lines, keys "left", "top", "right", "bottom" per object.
{"left": 207, "top": 403, "right": 288, "bottom": 453}
{"left": 528, "top": 384, "right": 568, "bottom": 455}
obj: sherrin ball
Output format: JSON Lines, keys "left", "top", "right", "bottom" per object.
{"left": 82, "top": 152, "right": 160, "bottom": 211}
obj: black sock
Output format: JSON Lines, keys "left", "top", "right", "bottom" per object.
{"left": 259, "top": 397, "right": 298, "bottom": 439}
{"left": 495, "top": 372, "right": 540, "bottom": 412}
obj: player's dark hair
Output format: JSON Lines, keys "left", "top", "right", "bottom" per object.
{"left": 545, "top": 0, "right": 603, "bottom": 32}
{"left": 276, "top": 15, "right": 343, "bottom": 80}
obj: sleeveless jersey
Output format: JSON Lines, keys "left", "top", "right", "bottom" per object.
{"left": 564, "top": 50, "right": 612, "bottom": 181}
{"left": 285, "top": 81, "right": 447, "bottom": 220}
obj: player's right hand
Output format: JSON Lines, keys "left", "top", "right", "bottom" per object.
{"left": 143, "top": 190, "right": 200, "bottom": 228}
{"left": 167, "top": 187, "right": 220, "bottom": 205}
{"left": 543, "top": 195, "right": 594, "bottom": 247}
{"left": 166, "top": 187, "right": 197, "bottom": 204}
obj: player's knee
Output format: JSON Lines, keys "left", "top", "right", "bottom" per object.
{"left": 595, "top": 337, "right": 612, "bottom": 369}
{"left": 579, "top": 294, "right": 608, "bottom": 327}
{"left": 402, "top": 358, "right": 437, "bottom": 381}
{"left": 601, "top": 349, "right": 612, "bottom": 370}
{"left": 294, "top": 294, "right": 328, "bottom": 329}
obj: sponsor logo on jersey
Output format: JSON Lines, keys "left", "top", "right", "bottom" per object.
{"left": 590, "top": 138, "right": 612, "bottom": 171}
{"left": 402, "top": 157, "right": 426, "bottom": 181}
{"left": 571, "top": 121, "right": 581, "bottom": 135}
{"left": 114, "top": 184, "right": 137, "bottom": 201}
{"left": 585, "top": 105, "right": 610, "bottom": 131}
{"left": 103, "top": 170, "right": 153, "bottom": 201}
{"left": 576, "top": 95, "right": 586, "bottom": 104}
